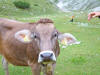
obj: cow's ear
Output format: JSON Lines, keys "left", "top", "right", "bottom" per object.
{"left": 58, "top": 33, "right": 80, "bottom": 48}
{"left": 15, "top": 29, "right": 32, "bottom": 43}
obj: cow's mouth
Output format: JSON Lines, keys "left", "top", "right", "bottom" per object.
{"left": 38, "top": 51, "right": 56, "bottom": 64}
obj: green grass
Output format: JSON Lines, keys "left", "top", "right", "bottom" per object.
{"left": 0, "top": 12, "right": 100, "bottom": 75}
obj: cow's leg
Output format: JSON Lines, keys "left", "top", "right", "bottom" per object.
{"left": 31, "top": 63, "right": 41, "bottom": 75}
{"left": 2, "top": 57, "right": 9, "bottom": 75}
{"left": 29, "top": 61, "right": 40, "bottom": 75}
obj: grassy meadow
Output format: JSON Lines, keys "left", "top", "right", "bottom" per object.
{"left": 0, "top": 12, "right": 100, "bottom": 75}
{"left": 0, "top": 0, "right": 100, "bottom": 75}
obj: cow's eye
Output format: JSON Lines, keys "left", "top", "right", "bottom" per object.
{"left": 31, "top": 33, "right": 39, "bottom": 39}
{"left": 53, "top": 32, "right": 58, "bottom": 38}
{"left": 54, "top": 33, "right": 57, "bottom": 37}
{"left": 34, "top": 35, "right": 37, "bottom": 38}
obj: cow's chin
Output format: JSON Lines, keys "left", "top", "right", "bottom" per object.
{"left": 38, "top": 51, "right": 56, "bottom": 64}
{"left": 40, "top": 60, "right": 56, "bottom": 65}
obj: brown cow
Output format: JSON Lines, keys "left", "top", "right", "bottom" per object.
{"left": 0, "top": 18, "right": 80, "bottom": 75}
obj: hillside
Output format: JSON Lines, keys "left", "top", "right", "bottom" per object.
{"left": 0, "top": 0, "right": 60, "bottom": 17}
{"left": 50, "top": 0, "right": 100, "bottom": 12}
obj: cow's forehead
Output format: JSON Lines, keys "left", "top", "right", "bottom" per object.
{"left": 36, "top": 23, "right": 54, "bottom": 29}
{"left": 35, "top": 23, "right": 55, "bottom": 35}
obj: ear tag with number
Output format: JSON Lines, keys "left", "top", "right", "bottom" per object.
{"left": 61, "top": 38, "right": 67, "bottom": 45}
{"left": 23, "top": 36, "right": 31, "bottom": 42}
{"left": 59, "top": 38, "right": 68, "bottom": 48}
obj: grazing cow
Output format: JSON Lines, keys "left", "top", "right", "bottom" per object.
{"left": 0, "top": 18, "right": 80, "bottom": 75}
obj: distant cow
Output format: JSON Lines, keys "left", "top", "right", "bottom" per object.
{"left": 0, "top": 18, "right": 79, "bottom": 75}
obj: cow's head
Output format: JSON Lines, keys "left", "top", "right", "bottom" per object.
{"left": 15, "top": 19, "right": 80, "bottom": 64}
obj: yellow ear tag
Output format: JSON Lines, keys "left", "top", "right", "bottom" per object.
{"left": 61, "top": 38, "right": 67, "bottom": 45}
{"left": 23, "top": 36, "right": 30, "bottom": 42}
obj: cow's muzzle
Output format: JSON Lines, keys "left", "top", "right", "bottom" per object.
{"left": 38, "top": 51, "right": 56, "bottom": 63}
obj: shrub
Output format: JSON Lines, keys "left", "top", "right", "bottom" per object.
{"left": 34, "top": 4, "right": 38, "bottom": 6}
{"left": 13, "top": 1, "right": 30, "bottom": 9}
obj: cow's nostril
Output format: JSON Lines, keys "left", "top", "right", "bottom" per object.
{"left": 50, "top": 53, "right": 53, "bottom": 57}
{"left": 40, "top": 53, "right": 53, "bottom": 58}
{"left": 40, "top": 54, "right": 44, "bottom": 58}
